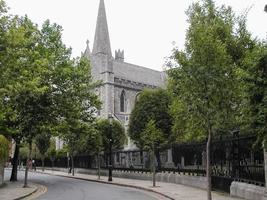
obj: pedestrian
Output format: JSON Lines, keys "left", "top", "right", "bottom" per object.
{"left": 20, "top": 161, "right": 24, "bottom": 169}
{"left": 32, "top": 159, "right": 36, "bottom": 171}
{"left": 29, "top": 159, "right": 32, "bottom": 170}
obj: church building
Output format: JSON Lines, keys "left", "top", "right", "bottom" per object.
{"left": 56, "top": 0, "right": 166, "bottom": 150}
{"left": 83, "top": 0, "right": 166, "bottom": 149}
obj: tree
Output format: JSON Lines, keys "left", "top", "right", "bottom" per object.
{"left": 96, "top": 118, "right": 125, "bottom": 170}
{"left": 167, "top": 1, "right": 253, "bottom": 199}
{"left": 47, "top": 144, "right": 56, "bottom": 170}
{"left": 141, "top": 120, "right": 165, "bottom": 187}
{"left": 96, "top": 119, "right": 126, "bottom": 152}
{"left": 128, "top": 88, "right": 172, "bottom": 168}
{"left": 0, "top": 135, "right": 9, "bottom": 164}
{"left": 81, "top": 125, "right": 103, "bottom": 179}
{"left": 35, "top": 132, "right": 51, "bottom": 171}
{"left": 244, "top": 50, "right": 267, "bottom": 142}
{"left": 0, "top": 13, "right": 49, "bottom": 184}
{"left": 54, "top": 55, "right": 101, "bottom": 176}
{"left": 0, "top": 135, "right": 9, "bottom": 182}
{"left": 0, "top": 1, "right": 100, "bottom": 184}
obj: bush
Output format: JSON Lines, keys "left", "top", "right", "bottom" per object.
{"left": 0, "top": 135, "right": 9, "bottom": 163}
{"left": 56, "top": 148, "right": 68, "bottom": 158}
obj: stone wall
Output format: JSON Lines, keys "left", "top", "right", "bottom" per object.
{"left": 47, "top": 167, "right": 207, "bottom": 190}
{"left": 230, "top": 182, "right": 265, "bottom": 200}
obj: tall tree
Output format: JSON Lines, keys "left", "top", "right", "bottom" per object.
{"left": 167, "top": 0, "right": 256, "bottom": 199}
{"left": 0, "top": 13, "right": 48, "bottom": 183}
{"left": 141, "top": 120, "right": 165, "bottom": 187}
{"left": 55, "top": 56, "right": 101, "bottom": 176}
{"left": 35, "top": 131, "right": 51, "bottom": 171}
{"left": 81, "top": 125, "right": 103, "bottom": 179}
{"left": 128, "top": 88, "right": 172, "bottom": 168}
{"left": 96, "top": 119, "right": 126, "bottom": 152}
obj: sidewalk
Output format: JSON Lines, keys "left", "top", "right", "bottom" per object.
{"left": 0, "top": 181, "right": 38, "bottom": 200}
{"left": 38, "top": 169, "right": 243, "bottom": 200}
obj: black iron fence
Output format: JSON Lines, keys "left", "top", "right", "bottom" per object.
{"left": 36, "top": 133, "right": 265, "bottom": 193}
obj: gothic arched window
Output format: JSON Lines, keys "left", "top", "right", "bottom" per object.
{"left": 120, "top": 90, "right": 126, "bottom": 113}
{"left": 135, "top": 92, "right": 141, "bottom": 103}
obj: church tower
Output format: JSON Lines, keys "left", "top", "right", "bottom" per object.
{"left": 92, "top": 0, "right": 112, "bottom": 57}
{"left": 83, "top": 0, "right": 166, "bottom": 151}
{"left": 90, "top": 0, "right": 114, "bottom": 118}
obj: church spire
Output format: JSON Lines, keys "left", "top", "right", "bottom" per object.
{"left": 92, "top": 0, "right": 112, "bottom": 57}
{"left": 83, "top": 39, "right": 91, "bottom": 58}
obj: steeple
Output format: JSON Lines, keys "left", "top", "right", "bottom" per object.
{"left": 92, "top": 0, "right": 112, "bottom": 57}
{"left": 83, "top": 39, "right": 91, "bottom": 58}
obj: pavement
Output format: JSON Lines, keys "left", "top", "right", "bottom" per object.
{"left": 36, "top": 169, "right": 243, "bottom": 200}
{"left": 0, "top": 180, "right": 39, "bottom": 200}
{"left": 0, "top": 169, "right": 47, "bottom": 200}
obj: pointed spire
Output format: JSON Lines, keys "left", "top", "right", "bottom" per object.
{"left": 84, "top": 39, "right": 91, "bottom": 58}
{"left": 92, "top": 0, "right": 112, "bottom": 57}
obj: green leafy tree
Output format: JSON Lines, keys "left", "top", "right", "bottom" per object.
{"left": 167, "top": 0, "right": 255, "bottom": 199}
{"left": 96, "top": 119, "right": 126, "bottom": 152}
{"left": 81, "top": 126, "right": 103, "bottom": 179}
{"left": 96, "top": 118, "right": 126, "bottom": 172}
{"left": 0, "top": 135, "right": 9, "bottom": 164}
{"left": 55, "top": 56, "right": 101, "bottom": 176}
{"left": 245, "top": 51, "right": 267, "bottom": 144}
{"left": 35, "top": 132, "right": 51, "bottom": 171}
{"left": 141, "top": 120, "right": 165, "bottom": 187}
{"left": 0, "top": 14, "right": 49, "bottom": 184}
{"left": 128, "top": 88, "right": 172, "bottom": 168}
{"left": 47, "top": 145, "right": 56, "bottom": 170}
{"left": 0, "top": 134, "right": 9, "bottom": 182}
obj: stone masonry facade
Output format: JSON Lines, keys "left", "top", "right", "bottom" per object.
{"left": 83, "top": 0, "right": 166, "bottom": 150}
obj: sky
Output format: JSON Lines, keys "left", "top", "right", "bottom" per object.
{"left": 4, "top": 0, "right": 267, "bottom": 71}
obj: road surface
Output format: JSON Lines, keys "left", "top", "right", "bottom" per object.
{"left": 5, "top": 170, "right": 167, "bottom": 200}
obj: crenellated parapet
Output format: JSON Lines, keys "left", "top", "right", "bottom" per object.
{"left": 115, "top": 49, "right": 124, "bottom": 62}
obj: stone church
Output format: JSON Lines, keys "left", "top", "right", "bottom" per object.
{"left": 84, "top": 0, "right": 166, "bottom": 149}
{"left": 56, "top": 0, "right": 166, "bottom": 150}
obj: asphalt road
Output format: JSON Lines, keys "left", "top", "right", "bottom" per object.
{"left": 5, "top": 170, "right": 167, "bottom": 200}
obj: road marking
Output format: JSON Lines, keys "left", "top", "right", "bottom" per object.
{"left": 22, "top": 184, "right": 47, "bottom": 200}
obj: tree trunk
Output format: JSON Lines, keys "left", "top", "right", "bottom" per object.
{"left": 41, "top": 156, "right": 45, "bottom": 172}
{"left": 206, "top": 128, "right": 212, "bottom": 200}
{"left": 97, "top": 152, "right": 100, "bottom": 180}
{"left": 71, "top": 155, "right": 74, "bottom": 176}
{"left": 140, "top": 150, "right": 143, "bottom": 166}
{"left": 152, "top": 145, "right": 156, "bottom": 187}
{"left": 155, "top": 149, "right": 161, "bottom": 170}
{"left": 10, "top": 141, "right": 20, "bottom": 182}
{"left": 23, "top": 141, "right": 32, "bottom": 188}
{"left": 105, "top": 153, "right": 108, "bottom": 168}
{"left": 51, "top": 160, "right": 54, "bottom": 172}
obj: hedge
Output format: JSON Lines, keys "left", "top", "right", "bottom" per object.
{"left": 0, "top": 135, "right": 9, "bottom": 163}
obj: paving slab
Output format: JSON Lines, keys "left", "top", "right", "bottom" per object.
{"left": 0, "top": 181, "right": 38, "bottom": 200}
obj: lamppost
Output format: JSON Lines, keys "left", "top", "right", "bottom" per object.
{"left": 108, "top": 113, "right": 113, "bottom": 182}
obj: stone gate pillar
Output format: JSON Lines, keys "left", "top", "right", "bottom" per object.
{"left": 181, "top": 156, "right": 185, "bottom": 168}
{"left": 165, "top": 149, "right": 174, "bottom": 168}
